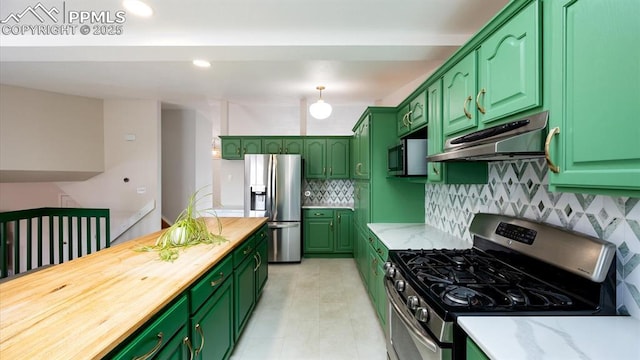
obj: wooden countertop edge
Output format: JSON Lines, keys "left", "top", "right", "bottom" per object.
{"left": 0, "top": 217, "right": 268, "bottom": 359}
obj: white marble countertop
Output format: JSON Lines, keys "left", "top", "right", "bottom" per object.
{"left": 458, "top": 316, "right": 640, "bottom": 360}
{"left": 302, "top": 204, "right": 354, "bottom": 210}
{"left": 367, "top": 223, "right": 471, "bottom": 250}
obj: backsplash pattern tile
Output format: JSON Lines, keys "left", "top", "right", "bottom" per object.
{"left": 425, "top": 159, "right": 640, "bottom": 319}
{"left": 302, "top": 179, "right": 354, "bottom": 206}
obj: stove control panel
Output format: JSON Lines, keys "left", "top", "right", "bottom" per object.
{"left": 496, "top": 222, "right": 537, "bottom": 245}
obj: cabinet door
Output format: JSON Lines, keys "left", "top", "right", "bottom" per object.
{"left": 351, "top": 134, "right": 359, "bottom": 178}
{"left": 478, "top": 1, "right": 540, "bottom": 125}
{"left": 192, "top": 278, "right": 234, "bottom": 360}
{"left": 156, "top": 327, "right": 191, "bottom": 360}
{"left": 221, "top": 138, "right": 242, "bottom": 160}
{"left": 443, "top": 52, "right": 477, "bottom": 136}
{"left": 367, "top": 247, "right": 377, "bottom": 300}
{"left": 427, "top": 80, "right": 443, "bottom": 183}
{"left": 303, "top": 218, "right": 333, "bottom": 253}
{"left": 408, "top": 90, "right": 427, "bottom": 129}
{"left": 233, "top": 255, "right": 255, "bottom": 340}
{"left": 358, "top": 118, "right": 370, "bottom": 179}
{"left": 327, "top": 138, "right": 350, "bottom": 179}
{"left": 397, "top": 104, "right": 411, "bottom": 137}
{"left": 359, "top": 181, "right": 370, "bottom": 226}
{"left": 242, "top": 139, "right": 262, "bottom": 155}
{"left": 356, "top": 229, "right": 369, "bottom": 286}
{"left": 111, "top": 296, "right": 188, "bottom": 360}
{"left": 548, "top": 0, "right": 640, "bottom": 195}
{"left": 304, "top": 139, "right": 327, "bottom": 178}
{"left": 255, "top": 237, "right": 268, "bottom": 297}
{"left": 283, "top": 139, "right": 304, "bottom": 154}
{"left": 334, "top": 210, "right": 353, "bottom": 253}
{"left": 467, "top": 337, "right": 491, "bottom": 360}
{"left": 375, "top": 259, "right": 387, "bottom": 327}
{"left": 262, "top": 138, "right": 283, "bottom": 154}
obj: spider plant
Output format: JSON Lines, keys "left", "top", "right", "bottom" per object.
{"left": 138, "top": 188, "right": 226, "bottom": 262}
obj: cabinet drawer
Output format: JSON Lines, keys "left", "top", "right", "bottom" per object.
{"left": 254, "top": 225, "right": 268, "bottom": 244}
{"left": 190, "top": 256, "right": 233, "bottom": 314}
{"left": 111, "top": 295, "right": 188, "bottom": 360}
{"left": 233, "top": 236, "right": 256, "bottom": 268}
{"left": 303, "top": 209, "right": 334, "bottom": 218}
{"left": 375, "top": 238, "right": 389, "bottom": 262}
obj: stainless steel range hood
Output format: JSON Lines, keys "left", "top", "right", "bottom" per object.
{"left": 427, "top": 111, "right": 549, "bottom": 162}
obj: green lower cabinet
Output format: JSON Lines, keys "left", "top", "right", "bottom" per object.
{"left": 303, "top": 209, "right": 353, "bottom": 257}
{"left": 234, "top": 252, "right": 256, "bottom": 340}
{"left": 255, "top": 236, "right": 268, "bottom": 297}
{"left": 335, "top": 210, "right": 353, "bottom": 252}
{"left": 110, "top": 295, "right": 188, "bottom": 359}
{"left": 358, "top": 231, "right": 388, "bottom": 328}
{"left": 190, "top": 278, "right": 234, "bottom": 360}
{"left": 155, "top": 326, "right": 191, "bottom": 360}
{"left": 466, "top": 337, "right": 490, "bottom": 360}
{"left": 375, "top": 258, "right": 387, "bottom": 328}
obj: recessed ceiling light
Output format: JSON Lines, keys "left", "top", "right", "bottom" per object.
{"left": 192, "top": 59, "right": 211, "bottom": 68}
{"left": 123, "top": 0, "right": 153, "bottom": 17}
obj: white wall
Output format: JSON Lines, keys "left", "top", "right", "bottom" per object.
{"left": 57, "top": 99, "right": 162, "bottom": 243}
{"left": 161, "top": 108, "right": 214, "bottom": 222}
{"left": 0, "top": 85, "right": 104, "bottom": 181}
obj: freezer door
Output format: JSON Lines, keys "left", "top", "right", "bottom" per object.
{"left": 272, "top": 155, "right": 301, "bottom": 221}
{"left": 267, "top": 222, "right": 301, "bottom": 263}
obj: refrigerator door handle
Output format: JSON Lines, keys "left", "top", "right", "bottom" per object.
{"left": 266, "top": 155, "right": 273, "bottom": 219}
{"left": 272, "top": 155, "right": 278, "bottom": 219}
{"left": 268, "top": 222, "right": 300, "bottom": 229}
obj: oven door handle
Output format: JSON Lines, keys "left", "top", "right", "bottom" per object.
{"left": 385, "top": 281, "right": 439, "bottom": 353}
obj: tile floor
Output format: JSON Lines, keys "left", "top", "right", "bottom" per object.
{"left": 230, "top": 258, "right": 387, "bottom": 360}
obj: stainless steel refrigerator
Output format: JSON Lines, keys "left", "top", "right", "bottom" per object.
{"left": 244, "top": 154, "right": 301, "bottom": 263}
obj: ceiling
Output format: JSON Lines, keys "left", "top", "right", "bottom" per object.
{"left": 0, "top": 0, "right": 509, "bottom": 110}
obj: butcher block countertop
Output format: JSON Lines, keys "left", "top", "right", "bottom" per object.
{"left": 0, "top": 217, "right": 268, "bottom": 360}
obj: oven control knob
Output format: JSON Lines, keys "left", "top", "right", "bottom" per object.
{"left": 386, "top": 266, "right": 396, "bottom": 278}
{"left": 415, "top": 307, "right": 430, "bottom": 323}
{"left": 383, "top": 262, "right": 393, "bottom": 271}
{"left": 394, "top": 280, "right": 406, "bottom": 292}
{"left": 406, "top": 295, "right": 419, "bottom": 310}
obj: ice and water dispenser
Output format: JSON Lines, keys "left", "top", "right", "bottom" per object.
{"left": 250, "top": 185, "right": 266, "bottom": 211}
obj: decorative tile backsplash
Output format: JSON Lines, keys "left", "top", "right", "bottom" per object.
{"left": 425, "top": 159, "right": 640, "bottom": 319}
{"left": 302, "top": 179, "right": 354, "bottom": 206}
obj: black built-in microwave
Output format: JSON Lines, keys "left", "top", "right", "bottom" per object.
{"left": 387, "top": 138, "right": 427, "bottom": 176}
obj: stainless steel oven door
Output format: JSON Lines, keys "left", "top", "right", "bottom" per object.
{"left": 385, "top": 282, "right": 451, "bottom": 360}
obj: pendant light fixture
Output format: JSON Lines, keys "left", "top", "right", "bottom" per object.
{"left": 309, "top": 86, "right": 332, "bottom": 120}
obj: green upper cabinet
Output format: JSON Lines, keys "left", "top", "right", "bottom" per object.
{"left": 443, "top": 52, "right": 478, "bottom": 136}
{"left": 304, "top": 138, "right": 327, "bottom": 178}
{"left": 327, "top": 139, "right": 350, "bottom": 178}
{"left": 477, "top": 1, "right": 540, "bottom": 124}
{"left": 397, "top": 104, "right": 411, "bottom": 137}
{"left": 262, "top": 138, "right": 304, "bottom": 154}
{"left": 242, "top": 139, "right": 261, "bottom": 155}
{"left": 547, "top": 0, "right": 640, "bottom": 196}
{"left": 221, "top": 138, "right": 242, "bottom": 159}
{"left": 427, "top": 80, "right": 443, "bottom": 183}
{"left": 352, "top": 116, "right": 370, "bottom": 179}
{"left": 443, "top": 1, "right": 541, "bottom": 137}
{"left": 409, "top": 90, "right": 428, "bottom": 130}
{"left": 262, "top": 138, "right": 283, "bottom": 154}
{"left": 304, "top": 137, "right": 350, "bottom": 179}
{"left": 284, "top": 139, "right": 304, "bottom": 154}
{"left": 220, "top": 137, "right": 262, "bottom": 159}
{"left": 397, "top": 90, "right": 428, "bottom": 137}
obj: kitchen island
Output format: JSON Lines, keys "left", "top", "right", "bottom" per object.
{"left": 0, "top": 217, "right": 267, "bottom": 359}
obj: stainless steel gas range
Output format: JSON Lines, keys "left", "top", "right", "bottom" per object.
{"left": 383, "top": 213, "right": 617, "bottom": 360}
